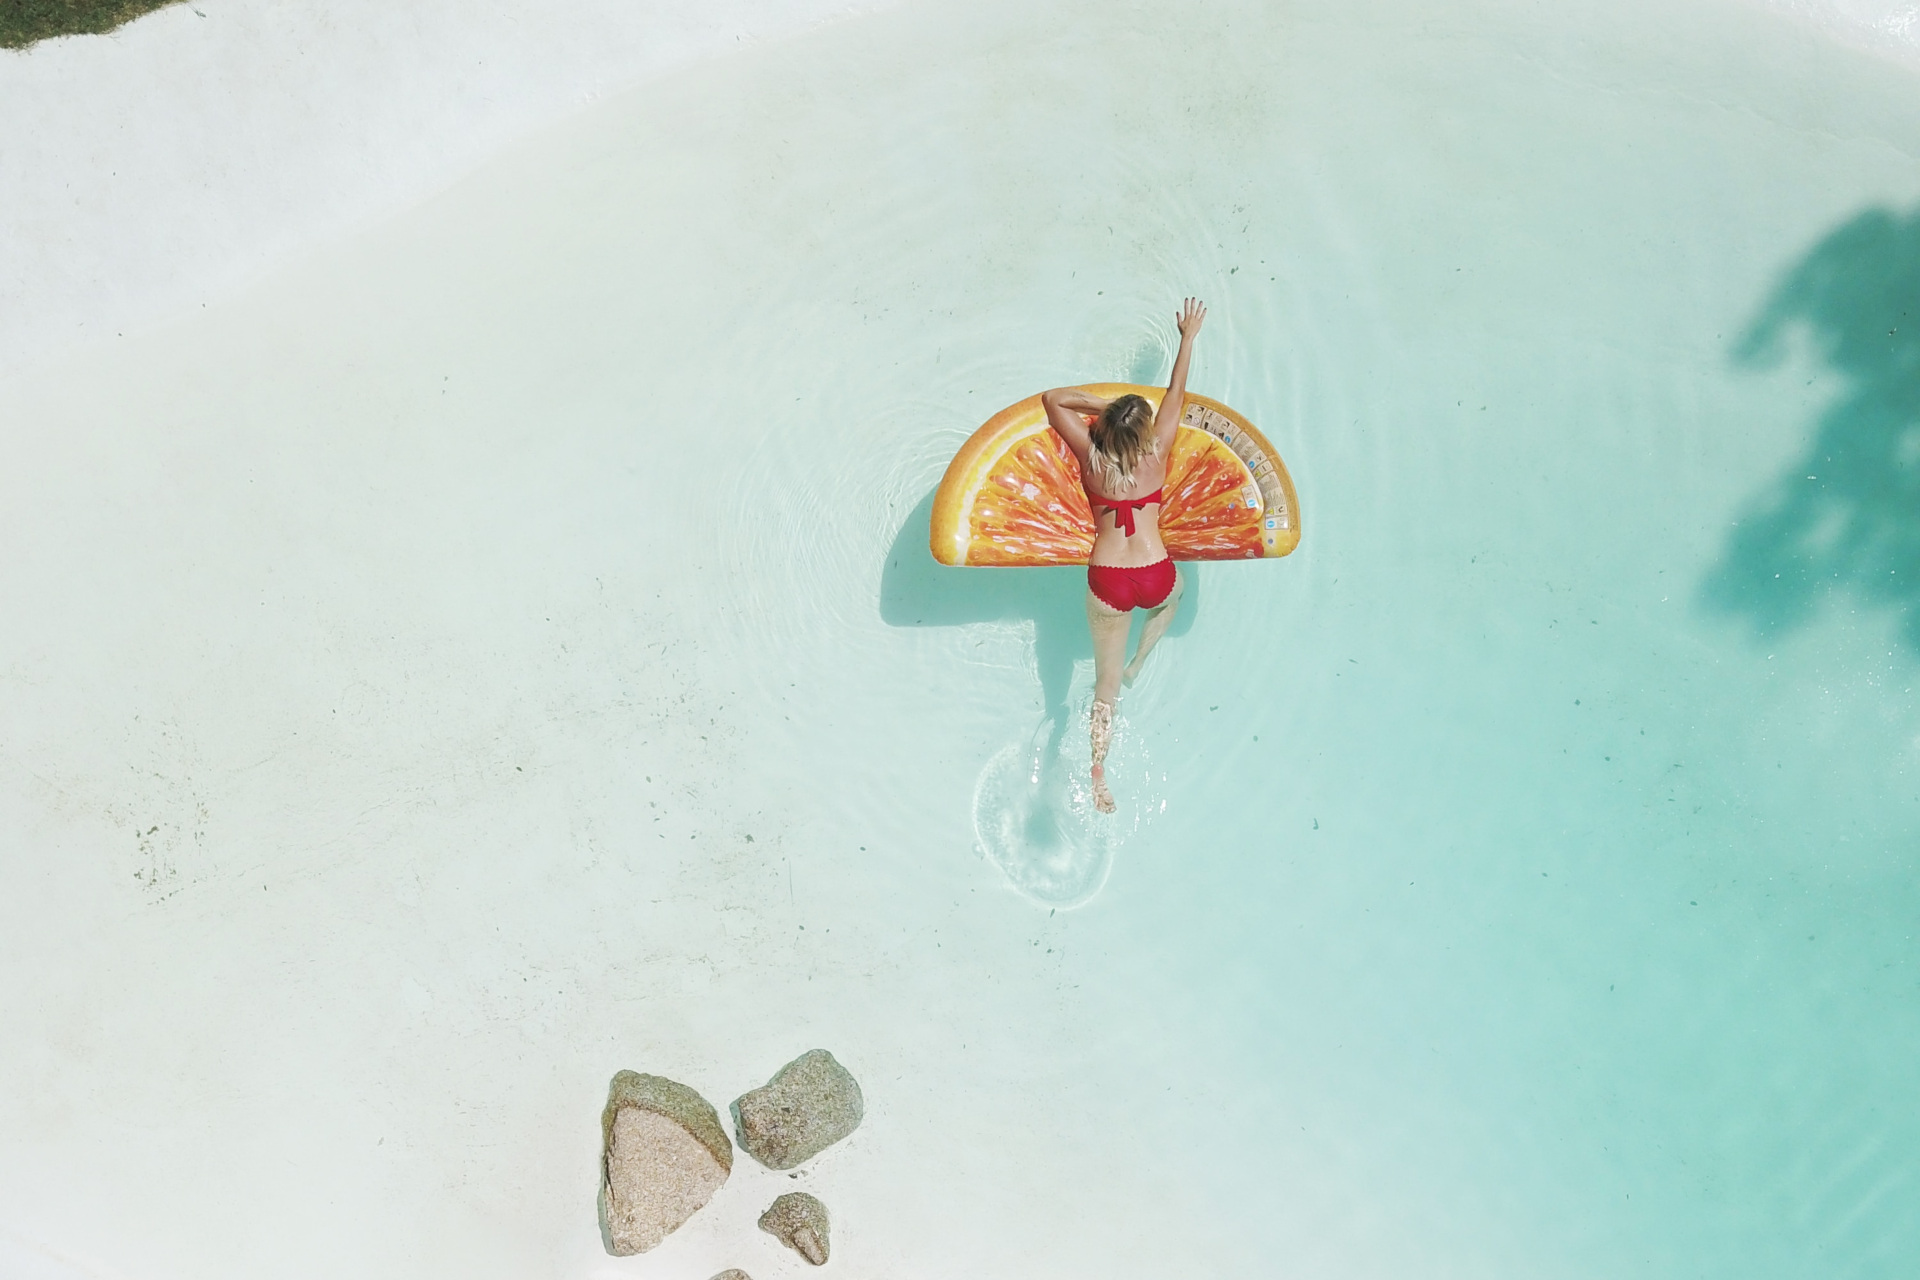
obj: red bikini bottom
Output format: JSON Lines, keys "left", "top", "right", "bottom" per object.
{"left": 1087, "top": 558, "right": 1176, "bottom": 612}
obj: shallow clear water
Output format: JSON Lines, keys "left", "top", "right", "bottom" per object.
{"left": 4, "top": 0, "right": 1920, "bottom": 1276}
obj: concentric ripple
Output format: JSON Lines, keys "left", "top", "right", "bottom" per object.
{"left": 973, "top": 699, "right": 1164, "bottom": 908}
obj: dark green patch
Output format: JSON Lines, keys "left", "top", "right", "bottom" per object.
{"left": 2, "top": 0, "right": 182, "bottom": 50}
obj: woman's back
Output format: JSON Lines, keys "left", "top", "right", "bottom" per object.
{"left": 1081, "top": 444, "right": 1168, "bottom": 567}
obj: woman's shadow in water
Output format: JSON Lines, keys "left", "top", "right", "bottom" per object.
{"left": 879, "top": 487, "right": 1200, "bottom": 788}
{"left": 1705, "top": 205, "right": 1920, "bottom": 648}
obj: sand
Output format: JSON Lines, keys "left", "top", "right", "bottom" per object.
{"left": 4, "top": 1, "right": 1920, "bottom": 1277}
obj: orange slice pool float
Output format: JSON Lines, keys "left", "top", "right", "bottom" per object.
{"left": 930, "top": 383, "right": 1301, "bottom": 566}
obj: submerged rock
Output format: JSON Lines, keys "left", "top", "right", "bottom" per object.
{"left": 710, "top": 1272, "right": 754, "bottom": 1280}
{"left": 598, "top": 1071, "right": 733, "bottom": 1255}
{"left": 759, "top": 1191, "right": 831, "bottom": 1265}
{"left": 732, "top": 1049, "right": 864, "bottom": 1169}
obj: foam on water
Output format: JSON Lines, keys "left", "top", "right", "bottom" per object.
{"left": 1760, "top": 0, "right": 1920, "bottom": 60}
{"left": 974, "top": 697, "right": 1166, "bottom": 908}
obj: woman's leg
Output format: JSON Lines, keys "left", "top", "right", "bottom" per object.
{"left": 1123, "top": 566, "right": 1184, "bottom": 686}
{"left": 1086, "top": 588, "right": 1131, "bottom": 813}
{"left": 1087, "top": 589, "right": 1131, "bottom": 706}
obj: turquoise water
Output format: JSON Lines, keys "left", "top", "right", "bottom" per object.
{"left": 4, "top": 0, "right": 1919, "bottom": 1275}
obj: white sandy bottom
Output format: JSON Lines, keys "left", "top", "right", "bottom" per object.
{"left": 4, "top": 1, "right": 1920, "bottom": 1278}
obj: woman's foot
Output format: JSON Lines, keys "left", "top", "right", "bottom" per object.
{"left": 1090, "top": 764, "right": 1115, "bottom": 814}
{"left": 1089, "top": 700, "right": 1116, "bottom": 813}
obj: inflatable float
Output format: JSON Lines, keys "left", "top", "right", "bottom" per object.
{"left": 930, "top": 383, "right": 1300, "bottom": 566}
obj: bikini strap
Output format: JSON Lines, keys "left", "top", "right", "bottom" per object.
{"left": 1097, "top": 489, "right": 1164, "bottom": 537}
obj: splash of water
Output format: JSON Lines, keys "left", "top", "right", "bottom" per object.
{"left": 972, "top": 700, "right": 1165, "bottom": 908}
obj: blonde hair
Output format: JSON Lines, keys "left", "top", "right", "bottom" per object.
{"left": 1089, "top": 394, "right": 1155, "bottom": 489}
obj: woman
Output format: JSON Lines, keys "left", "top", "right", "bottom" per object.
{"left": 1041, "top": 297, "right": 1205, "bottom": 814}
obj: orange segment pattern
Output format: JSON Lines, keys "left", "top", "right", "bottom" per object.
{"left": 959, "top": 428, "right": 1095, "bottom": 566}
{"left": 930, "top": 383, "right": 1299, "bottom": 567}
{"left": 1160, "top": 429, "right": 1266, "bottom": 560}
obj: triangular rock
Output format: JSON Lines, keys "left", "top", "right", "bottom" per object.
{"left": 598, "top": 1071, "right": 732, "bottom": 1255}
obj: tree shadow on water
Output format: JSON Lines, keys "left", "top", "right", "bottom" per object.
{"left": 1704, "top": 206, "right": 1920, "bottom": 648}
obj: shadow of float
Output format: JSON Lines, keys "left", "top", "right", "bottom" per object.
{"left": 1704, "top": 205, "right": 1920, "bottom": 649}
{"left": 879, "top": 486, "right": 1196, "bottom": 904}
{"left": 879, "top": 487, "right": 1198, "bottom": 737}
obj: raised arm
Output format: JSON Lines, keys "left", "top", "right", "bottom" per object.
{"left": 1153, "top": 297, "right": 1206, "bottom": 452}
{"left": 1041, "top": 387, "right": 1111, "bottom": 456}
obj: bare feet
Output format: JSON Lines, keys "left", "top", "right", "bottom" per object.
{"left": 1089, "top": 700, "right": 1116, "bottom": 813}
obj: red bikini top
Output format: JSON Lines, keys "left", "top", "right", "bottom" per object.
{"left": 1093, "top": 489, "right": 1164, "bottom": 536}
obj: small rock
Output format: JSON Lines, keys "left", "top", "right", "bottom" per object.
{"left": 599, "top": 1071, "right": 733, "bottom": 1255}
{"left": 710, "top": 1272, "right": 754, "bottom": 1280}
{"left": 732, "top": 1049, "right": 863, "bottom": 1169}
{"left": 759, "top": 1191, "right": 831, "bottom": 1265}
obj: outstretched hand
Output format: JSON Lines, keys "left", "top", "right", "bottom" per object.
{"left": 1176, "top": 296, "right": 1207, "bottom": 341}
